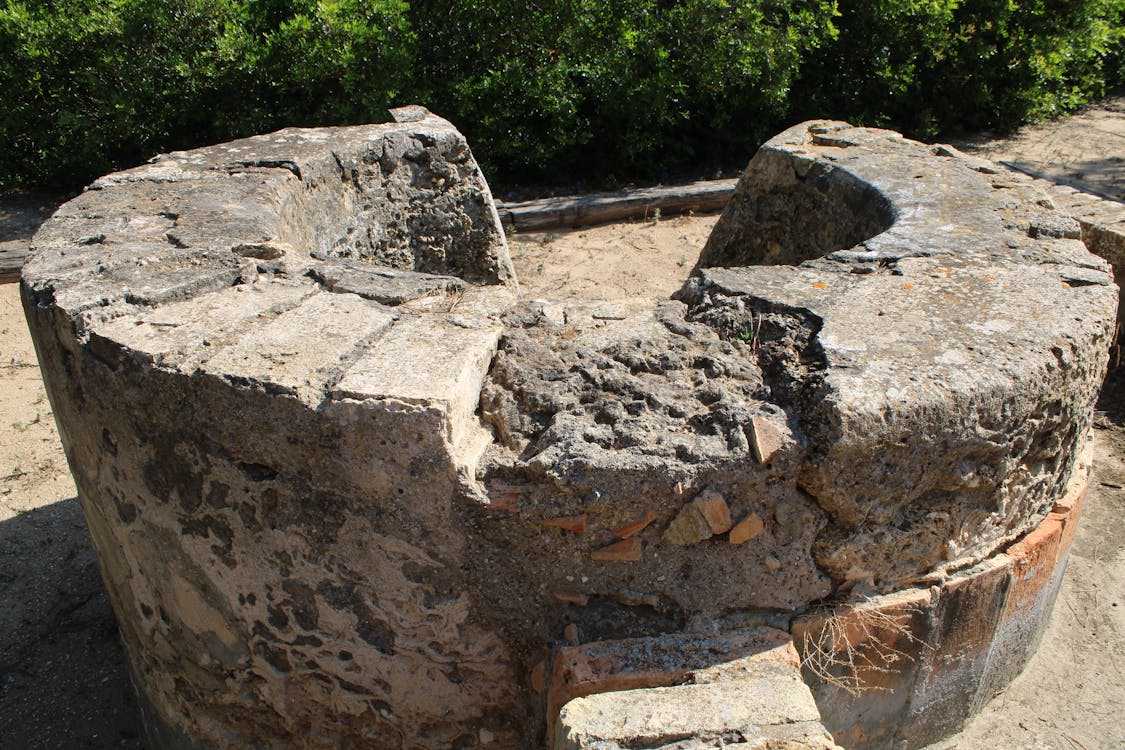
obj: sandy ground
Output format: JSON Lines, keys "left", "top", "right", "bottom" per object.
{"left": 1, "top": 100, "right": 1122, "bottom": 749}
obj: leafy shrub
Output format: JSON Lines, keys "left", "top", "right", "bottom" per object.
{"left": 793, "top": 0, "right": 1125, "bottom": 138}
{"left": 410, "top": 0, "right": 837, "bottom": 184}
{"left": 0, "top": 0, "right": 1121, "bottom": 191}
{"left": 0, "top": 0, "right": 413, "bottom": 188}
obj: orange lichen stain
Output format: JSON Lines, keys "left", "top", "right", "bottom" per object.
{"left": 591, "top": 537, "right": 643, "bottom": 562}
{"left": 812, "top": 282, "right": 828, "bottom": 289}
{"left": 488, "top": 491, "right": 521, "bottom": 512}
{"left": 985, "top": 275, "right": 998, "bottom": 282}
{"left": 613, "top": 511, "right": 657, "bottom": 538}
{"left": 552, "top": 590, "right": 590, "bottom": 606}
{"left": 541, "top": 514, "right": 587, "bottom": 533}
{"left": 902, "top": 283, "right": 915, "bottom": 290}
{"left": 1062, "top": 282, "right": 1071, "bottom": 288}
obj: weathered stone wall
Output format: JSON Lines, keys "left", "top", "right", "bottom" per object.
{"left": 23, "top": 108, "right": 525, "bottom": 748}
{"left": 21, "top": 112, "right": 1117, "bottom": 749}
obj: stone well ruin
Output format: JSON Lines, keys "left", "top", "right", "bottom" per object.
{"left": 21, "top": 108, "right": 1118, "bottom": 749}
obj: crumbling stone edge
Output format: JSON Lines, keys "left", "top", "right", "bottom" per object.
{"left": 546, "top": 445, "right": 1091, "bottom": 749}
{"left": 498, "top": 163, "right": 1125, "bottom": 368}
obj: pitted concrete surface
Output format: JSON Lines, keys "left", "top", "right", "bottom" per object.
{"left": 20, "top": 113, "right": 1117, "bottom": 748}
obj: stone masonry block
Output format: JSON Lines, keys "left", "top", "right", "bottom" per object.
{"left": 554, "top": 675, "right": 834, "bottom": 750}
{"left": 548, "top": 627, "right": 795, "bottom": 723}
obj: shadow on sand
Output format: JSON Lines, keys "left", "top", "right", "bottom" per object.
{"left": 0, "top": 497, "right": 142, "bottom": 750}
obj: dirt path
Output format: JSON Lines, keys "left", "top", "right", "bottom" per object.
{"left": 0, "top": 99, "right": 1122, "bottom": 749}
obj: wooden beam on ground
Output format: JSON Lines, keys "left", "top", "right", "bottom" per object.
{"left": 496, "top": 178, "right": 738, "bottom": 232}
{"left": 0, "top": 242, "right": 29, "bottom": 282}
{"left": 0, "top": 194, "right": 64, "bottom": 282}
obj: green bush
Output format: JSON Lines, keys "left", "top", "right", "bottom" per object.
{"left": 0, "top": 0, "right": 1121, "bottom": 191}
{"left": 0, "top": 0, "right": 413, "bottom": 188}
{"left": 409, "top": 0, "right": 837, "bottom": 185}
{"left": 793, "top": 0, "right": 1125, "bottom": 138}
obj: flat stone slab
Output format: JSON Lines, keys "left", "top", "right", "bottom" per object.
{"left": 20, "top": 114, "right": 1116, "bottom": 749}
{"left": 556, "top": 682, "right": 838, "bottom": 750}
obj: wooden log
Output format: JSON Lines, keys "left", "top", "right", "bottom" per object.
{"left": 497, "top": 178, "right": 737, "bottom": 232}
{"left": 0, "top": 194, "right": 63, "bottom": 282}
{"left": 0, "top": 241, "right": 29, "bottom": 282}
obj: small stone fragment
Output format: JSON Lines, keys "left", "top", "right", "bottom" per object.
{"left": 662, "top": 503, "right": 713, "bottom": 546}
{"left": 613, "top": 590, "right": 660, "bottom": 608}
{"left": 564, "top": 623, "right": 580, "bottom": 646}
{"left": 749, "top": 416, "right": 783, "bottom": 464}
{"left": 613, "top": 511, "right": 657, "bottom": 538}
{"left": 730, "top": 513, "right": 765, "bottom": 545}
{"left": 764, "top": 554, "right": 782, "bottom": 571}
{"left": 591, "top": 537, "right": 643, "bottom": 562}
{"left": 552, "top": 590, "right": 590, "bottom": 606}
{"left": 693, "top": 490, "right": 733, "bottom": 534}
{"left": 542, "top": 514, "right": 587, "bottom": 533}
{"left": 530, "top": 662, "right": 546, "bottom": 694}
{"left": 773, "top": 499, "right": 815, "bottom": 545}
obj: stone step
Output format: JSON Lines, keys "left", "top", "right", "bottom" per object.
{"left": 550, "top": 628, "right": 841, "bottom": 750}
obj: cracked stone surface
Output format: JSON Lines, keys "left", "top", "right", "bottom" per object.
{"left": 20, "top": 112, "right": 1116, "bottom": 748}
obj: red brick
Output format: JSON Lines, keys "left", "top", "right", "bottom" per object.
{"left": 542, "top": 514, "right": 587, "bottom": 533}
{"left": 1005, "top": 514, "right": 1063, "bottom": 615}
{"left": 792, "top": 588, "right": 934, "bottom": 750}
{"left": 749, "top": 416, "right": 783, "bottom": 464}
{"left": 613, "top": 511, "right": 657, "bottom": 539}
{"left": 899, "top": 556, "right": 1012, "bottom": 747}
{"left": 693, "top": 490, "right": 733, "bottom": 534}
{"left": 729, "top": 513, "right": 765, "bottom": 545}
{"left": 1053, "top": 470, "right": 1089, "bottom": 562}
{"left": 552, "top": 590, "right": 590, "bottom": 606}
{"left": 590, "top": 537, "right": 642, "bottom": 562}
{"left": 974, "top": 508, "right": 1069, "bottom": 711}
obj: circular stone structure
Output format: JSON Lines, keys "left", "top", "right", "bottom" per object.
{"left": 21, "top": 109, "right": 1117, "bottom": 749}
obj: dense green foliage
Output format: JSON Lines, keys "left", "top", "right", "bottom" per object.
{"left": 793, "top": 0, "right": 1125, "bottom": 137}
{"left": 0, "top": 0, "right": 414, "bottom": 187}
{"left": 0, "top": 0, "right": 1121, "bottom": 190}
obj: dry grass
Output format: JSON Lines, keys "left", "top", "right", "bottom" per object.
{"left": 798, "top": 597, "right": 930, "bottom": 696}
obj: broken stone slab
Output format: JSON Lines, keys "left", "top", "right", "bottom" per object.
{"left": 552, "top": 630, "right": 840, "bottom": 750}
{"left": 331, "top": 313, "right": 503, "bottom": 457}
{"left": 555, "top": 682, "right": 840, "bottom": 750}
{"left": 22, "top": 108, "right": 527, "bottom": 750}
{"left": 202, "top": 290, "right": 397, "bottom": 404}
{"left": 547, "top": 627, "right": 798, "bottom": 723}
{"left": 307, "top": 257, "right": 468, "bottom": 305}
{"left": 680, "top": 120, "right": 1117, "bottom": 592}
